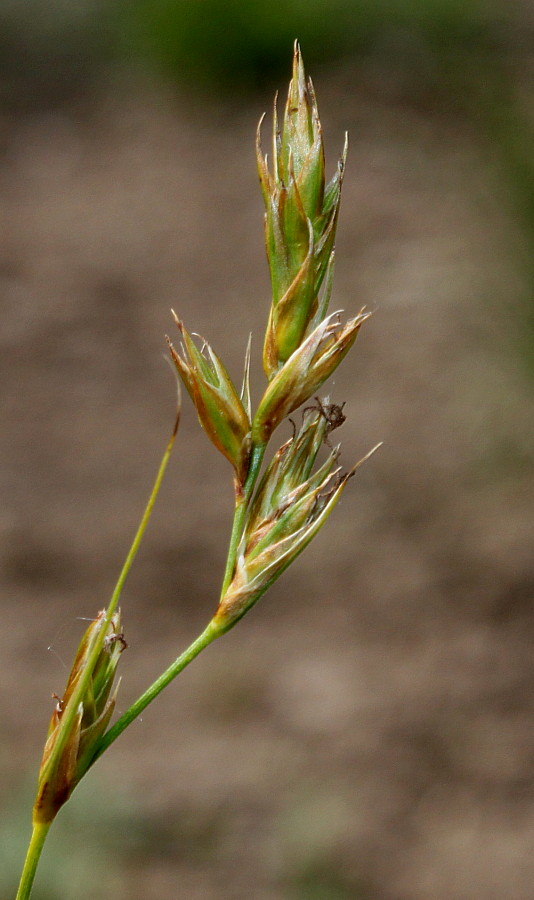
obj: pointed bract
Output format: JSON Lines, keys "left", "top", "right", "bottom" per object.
{"left": 168, "top": 316, "right": 251, "bottom": 483}
{"left": 34, "top": 611, "right": 126, "bottom": 824}
{"left": 257, "top": 42, "right": 346, "bottom": 377}
{"left": 253, "top": 310, "right": 370, "bottom": 443}
{"left": 214, "top": 463, "right": 354, "bottom": 632}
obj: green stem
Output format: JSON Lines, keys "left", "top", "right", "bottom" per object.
{"left": 90, "top": 619, "right": 221, "bottom": 763}
{"left": 34, "top": 416, "right": 179, "bottom": 826}
{"left": 220, "top": 442, "right": 267, "bottom": 596}
{"left": 106, "top": 412, "right": 180, "bottom": 620}
{"left": 16, "top": 822, "right": 51, "bottom": 900}
{"left": 91, "top": 441, "right": 266, "bottom": 765}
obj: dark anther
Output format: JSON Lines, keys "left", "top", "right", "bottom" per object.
{"left": 305, "top": 397, "right": 346, "bottom": 434}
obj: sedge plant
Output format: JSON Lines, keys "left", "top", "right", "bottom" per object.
{"left": 15, "top": 43, "right": 379, "bottom": 899}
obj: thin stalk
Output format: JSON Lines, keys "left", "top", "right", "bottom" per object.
{"left": 91, "top": 442, "right": 266, "bottom": 765}
{"left": 107, "top": 411, "right": 181, "bottom": 619}
{"left": 16, "top": 415, "right": 180, "bottom": 900}
{"left": 92, "top": 443, "right": 267, "bottom": 764}
{"left": 38, "top": 414, "right": 180, "bottom": 795}
{"left": 220, "top": 441, "right": 267, "bottom": 596}
{"left": 15, "top": 822, "right": 51, "bottom": 900}
{"left": 90, "top": 619, "right": 221, "bottom": 762}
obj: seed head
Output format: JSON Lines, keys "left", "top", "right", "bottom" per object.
{"left": 215, "top": 470, "right": 352, "bottom": 631}
{"left": 257, "top": 42, "right": 348, "bottom": 377}
{"left": 214, "top": 408, "right": 353, "bottom": 631}
{"left": 252, "top": 309, "right": 370, "bottom": 444}
{"left": 34, "top": 610, "right": 126, "bottom": 824}
{"left": 247, "top": 403, "right": 332, "bottom": 528}
{"left": 168, "top": 315, "right": 251, "bottom": 483}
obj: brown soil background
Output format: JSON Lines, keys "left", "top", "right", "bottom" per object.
{"left": 1, "top": 61, "right": 533, "bottom": 899}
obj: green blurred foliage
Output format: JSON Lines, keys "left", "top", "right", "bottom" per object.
{"left": 2, "top": 777, "right": 231, "bottom": 898}
{"left": 115, "top": 0, "right": 348, "bottom": 89}
{"left": 114, "top": 0, "right": 495, "bottom": 90}
{"left": 0, "top": 0, "right": 513, "bottom": 104}
{"left": 0, "top": 779, "right": 144, "bottom": 899}
{"left": 289, "top": 864, "right": 369, "bottom": 900}
{"left": 0, "top": 0, "right": 501, "bottom": 102}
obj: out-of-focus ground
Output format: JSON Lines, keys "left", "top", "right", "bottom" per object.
{"left": 1, "top": 52, "right": 533, "bottom": 900}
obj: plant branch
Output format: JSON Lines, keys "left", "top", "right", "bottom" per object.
{"left": 15, "top": 822, "right": 50, "bottom": 900}
{"left": 36, "top": 412, "right": 180, "bottom": 797}
{"left": 90, "top": 619, "right": 221, "bottom": 763}
{"left": 91, "top": 439, "right": 269, "bottom": 763}
{"left": 220, "top": 441, "right": 267, "bottom": 597}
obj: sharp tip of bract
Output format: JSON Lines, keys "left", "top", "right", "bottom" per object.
{"left": 348, "top": 442, "right": 383, "bottom": 477}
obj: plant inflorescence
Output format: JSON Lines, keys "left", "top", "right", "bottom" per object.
{"left": 15, "top": 43, "right": 377, "bottom": 899}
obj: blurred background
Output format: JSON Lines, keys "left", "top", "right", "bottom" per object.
{"left": 1, "top": 1, "right": 533, "bottom": 898}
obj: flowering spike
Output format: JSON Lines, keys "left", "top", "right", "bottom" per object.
{"left": 167, "top": 316, "right": 251, "bottom": 484}
{"left": 14, "top": 45, "right": 380, "bottom": 900}
{"left": 257, "top": 42, "right": 346, "bottom": 378}
{"left": 246, "top": 405, "right": 331, "bottom": 530}
{"left": 253, "top": 310, "right": 370, "bottom": 444}
{"left": 34, "top": 611, "right": 126, "bottom": 824}
{"left": 213, "top": 461, "right": 355, "bottom": 633}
